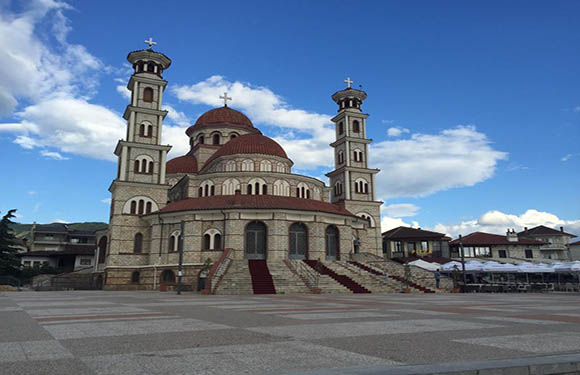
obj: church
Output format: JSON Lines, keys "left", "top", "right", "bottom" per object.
{"left": 94, "top": 41, "right": 385, "bottom": 292}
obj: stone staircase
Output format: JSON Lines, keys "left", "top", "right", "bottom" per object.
{"left": 350, "top": 260, "right": 441, "bottom": 293}
{"left": 326, "top": 261, "right": 399, "bottom": 293}
{"left": 267, "top": 261, "right": 311, "bottom": 294}
{"left": 304, "top": 260, "right": 370, "bottom": 293}
{"left": 214, "top": 260, "right": 253, "bottom": 295}
{"left": 288, "top": 259, "right": 351, "bottom": 294}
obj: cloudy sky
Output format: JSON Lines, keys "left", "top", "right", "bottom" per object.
{"left": 0, "top": 0, "right": 579, "bottom": 238}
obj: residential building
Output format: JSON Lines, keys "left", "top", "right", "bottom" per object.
{"left": 568, "top": 240, "right": 580, "bottom": 261}
{"left": 518, "top": 225, "right": 576, "bottom": 260}
{"left": 449, "top": 229, "right": 545, "bottom": 261}
{"left": 382, "top": 226, "right": 451, "bottom": 259}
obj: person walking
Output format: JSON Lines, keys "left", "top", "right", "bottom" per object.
{"left": 434, "top": 269, "right": 441, "bottom": 289}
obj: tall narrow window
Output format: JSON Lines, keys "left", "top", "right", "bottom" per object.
{"left": 134, "top": 160, "right": 140, "bottom": 173}
{"left": 198, "top": 135, "right": 205, "bottom": 144}
{"left": 247, "top": 184, "right": 252, "bottom": 195}
{"left": 130, "top": 200, "right": 137, "bottom": 214}
{"left": 143, "top": 87, "right": 153, "bottom": 103}
{"left": 212, "top": 134, "right": 220, "bottom": 145}
{"left": 131, "top": 271, "right": 140, "bottom": 283}
{"left": 338, "top": 122, "right": 344, "bottom": 135}
{"left": 138, "top": 199, "right": 144, "bottom": 215}
{"left": 147, "top": 125, "right": 153, "bottom": 137}
{"left": 214, "top": 234, "right": 222, "bottom": 249}
{"left": 148, "top": 161, "right": 154, "bottom": 174}
{"left": 139, "top": 124, "right": 145, "bottom": 136}
{"left": 210, "top": 185, "right": 215, "bottom": 196}
{"left": 203, "top": 234, "right": 211, "bottom": 250}
{"left": 352, "top": 120, "right": 360, "bottom": 133}
{"left": 262, "top": 184, "right": 267, "bottom": 195}
{"left": 198, "top": 187, "right": 203, "bottom": 197}
{"left": 145, "top": 201, "right": 152, "bottom": 214}
{"left": 134, "top": 233, "right": 143, "bottom": 253}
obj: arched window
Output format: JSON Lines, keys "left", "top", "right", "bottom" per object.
{"left": 248, "top": 178, "right": 266, "bottom": 195}
{"left": 161, "top": 270, "right": 175, "bottom": 284}
{"left": 147, "top": 125, "right": 153, "bottom": 137}
{"left": 203, "top": 234, "right": 211, "bottom": 250}
{"left": 241, "top": 159, "right": 254, "bottom": 171}
{"left": 139, "top": 124, "right": 145, "bottom": 136}
{"left": 325, "top": 225, "right": 340, "bottom": 260}
{"left": 289, "top": 223, "right": 308, "bottom": 260}
{"left": 338, "top": 122, "right": 344, "bottom": 135}
{"left": 225, "top": 160, "right": 236, "bottom": 172}
{"left": 134, "top": 233, "right": 143, "bottom": 253}
{"left": 214, "top": 233, "right": 222, "bottom": 249}
{"left": 124, "top": 196, "right": 158, "bottom": 214}
{"left": 276, "top": 163, "right": 286, "bottom": 173}
{"left": 297, "top": 182, "right": 310, "bottom": 199}
{"left": 198, "top": 134, "right": 205, "bottom": 144}
{"left": 222, "top": 178, "right": 240, "bottom": 195}
{"left": 352, "top": 120, "right": 360, "bottom": 133}
{"left": 168, "top": 231, "right": 180, "bottom": 252}
{"left": 353, "top": 149, "right": 363, "bottom": 162}
{"left": 134, "top": 160, "right": 140, "bottom": 173}
{"left": 334, "top": 181, "right": 343, "bottom": 196}
{"left": 138, "top": 199, "right": 145, "bottom": 215}
{"left": 273, "top": 180, "right": 290, "bottom": 196}
{"left": 260, "top": 160, "right": 272, "bottom": 172}
{"left": 131, "top": 271, "right": 140, "bottom": 283}
{"left": 143, "top": 87, "right": 154, "bottom": 103}
{"left": 212, "top": 133, "right": 220, "bottom": 145}
{"left": 338, "top": 151, "right": 344, "bottom": 164}
{"left": 230, "top": 133, "right": 238, "bottom": 140}
{"left": 146, "top": 63, "right": 154, "bottom": 73}
{"left": 245, "top": 221, "right": 267, "bottom": 259}
{"left": 145, "top": 201, "right": 152, "bottom": 214}
{"left": 354, "top": 178, "right": 369, "bottom": 194}
{"left": 199, "top": 180, "right": 215, "bottom": 197}
{"left": 130, "top": 201, "right": 137, "bottom": 214}
{"left": 148, "top": 161, "right": 154, "bottom": 174}
{"left": 357, "top": 213, "right": 375, "bottom": 227}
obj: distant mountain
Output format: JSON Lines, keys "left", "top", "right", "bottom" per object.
{"left": 9, "top": 222, "right": 108, "bottom": 238}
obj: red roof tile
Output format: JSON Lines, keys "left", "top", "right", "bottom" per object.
{"left": 449, "top": 232, "right": 546, "bottom": 246}
{"left": 166, "top": 154, "right": 198, "bottom": 174}
{"left": 518, "top": 225, "right": 577, "bottom": 238}
{"left": 570, "top": 240, "right": 580, "bottom": 246}
{"left": 155, "top": 195, "right": 354, "bottom": 217}
{"left": 203, "top": 134, "right": 289, "bottom": 168}
{"left": 194, "top": 107, "right": 253, "bottom": 128}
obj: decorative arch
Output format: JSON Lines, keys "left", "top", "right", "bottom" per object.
{"left": 334, "top": 181, "right": 343, "bottom": 196}
{"left": 224, "top": 160, "right": 236, "bottom": 172}
{"left": 123, "top": 196, "right": 158, "bottom": 215}
{"left": 229, "top": 132, "right": 239, "bottom": 140}
{"left": 134, "top": 154, "right": 154, "bottom": 174}
{"left": 203, "top": 228, "right": 222, "bottom": 250}
{"left": 353, "top": 149, "right": 363, "bottom": 162}
{"left": 241, "top": 159, "right": 254, "bottom": 171}
{"left": 325, "top": 225, "right": 340, "bottom": 260}
{"left": 273, "top": 179, "right": 290, "bottom": 196}
{"left": 139, "top": 121, "right": 153, "bottom": 137}
{"left": 260, "top": 160, "right": 272, "bottom": 172}
{"left": 356, "top": 212, "right": 375, "bottom": 227}
{"left": 289, "top": 222, "right": 308, "bottom": 260}
{"left": 222, "top": 178, "right": 241, "bottom": 195}
{"left": 354, "top": 178, "right": 369, "bottom": 194}
{"left": 296, "top": 182, "right": 310, "bottom": 199}
{"left": 168, "top": 230, "right": 180, "bottom": 252}
{"left": 276, "top": 162, "right": 286, "bottom": 173}
{"left": 247, "top": 177, "right": 267, "bottom": 195}
{"left": 337, "top": 150, "right": 344, "bottom": 164}
{"left": 199, "top": 180, "right": 215, "bottom": 197}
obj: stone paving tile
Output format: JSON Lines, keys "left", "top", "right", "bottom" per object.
{"left": 80, "top": 340, "right": 398, "bottom": 375}
{"left": 18, "top": 301, "right": 115, "bottom": 308}
{"left": 454, "top": 332, "right": 580, "bottom": 353}
{"left": 26, "top": 306, "right": 152, "bottom": 317}
{"left": 0, "top": 340, "right": 73, "bottom": 362}
{"left": 474, "top": 316, "right": 567, "bottom": 325}
{"left": 279, "top": 311, "right": 395, "bottom": 320}
{"left": 44, "top": 318, "right": 233, "bottom": 339}
{"left": 246, "top": 319, "right": 502, "bottom": 340}
{"left": 0, "top": 359, "right": 96, "bottom": 375}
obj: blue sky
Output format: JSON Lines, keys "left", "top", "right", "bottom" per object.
{"left": 0, "top": 0, "right": 579, "bottom": 237}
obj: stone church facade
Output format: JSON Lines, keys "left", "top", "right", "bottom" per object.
{"left": 95, "top": 44, "right": 382, "bottom": 291}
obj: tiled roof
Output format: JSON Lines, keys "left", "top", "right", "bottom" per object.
{"left": 166, "top": 154, "right": 198, "bottom": 174}
{"left": 449, "top": 232, "right": 546, "bottom": 246}
{"left": 203, "top": 134, "right": 289, "bottom": 168}
{"left": 194, "top": 106, "right": 254, "bottom": 128}
{"left": 518, "top": 225, "right": 577, "bottom": 238}
{"left": 570, "top": 240, "right": 580, "bottom": 246}
{"left": 382, "top": 226, "right": 448, "bottom": 240}
{"left": 156, "top": 195, "right": 354, "bottom": 217}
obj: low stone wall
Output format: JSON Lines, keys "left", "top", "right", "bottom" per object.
{"left": 104, "top": 265, "right": 203, "bottom": 291}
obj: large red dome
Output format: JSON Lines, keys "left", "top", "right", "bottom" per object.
{"left": 166, "top": 154, "right": 198, "bottom": 174}
{"left": 195, "top": 107, "right": 253, "bottom": 127}
{"left": 203, "top": 134, "right": 289, "bottom": 167}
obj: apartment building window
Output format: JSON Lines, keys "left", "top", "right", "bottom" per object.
{"left": 525, "top": 249, "right": 533, "bottom": 259}
{"left": 80, "top": 258, "right": 92, "bottom": 266}
{"left": 498, "top": 250, "right": 507, "bottom": 258}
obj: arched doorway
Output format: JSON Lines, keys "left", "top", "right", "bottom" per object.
{"left": 325, "top": 225, "right": 340, "bottom": 260}
{"left": 245, "top": 221, "right": 267, "bottom": 259}
{"left": 289, "top": 223, "right": 308, "bottom": 260}
{"left": 97, "top": 236, "right": 107, "bottom": 264}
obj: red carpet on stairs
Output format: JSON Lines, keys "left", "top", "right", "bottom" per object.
{"left": 349, "top": 261, "right": 435, "bottom": 294}
{"left": 304, "top": 260, "right": 370, "bottom": 293}
{"left": 248, "top": 260, "right": 276, "bottom": 294}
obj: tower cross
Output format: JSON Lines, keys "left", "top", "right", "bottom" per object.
{"left": 144, "top": 37, "right": 157, "bottom": 49}
{"left": 344, "top": 77, "right": 353, "bottom": 88}
{"left": 220, "top": 92, "right": 232, "bottom": 107}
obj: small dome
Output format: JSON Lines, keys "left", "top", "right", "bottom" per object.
{"left": 195, "top": 107, "right": 253, "bottom": 128}
{"left": 166, "top": 154, "right": 198, "bottom": 174}
{"left": 204, "top": 134, "right": 289, "bottom": 167}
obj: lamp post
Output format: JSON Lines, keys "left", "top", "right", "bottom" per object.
{"left": 177, "top": 220, "right": 184, "bottom": 295}
{"left": 459, "top": 234, "right": 467, "bottom": 292}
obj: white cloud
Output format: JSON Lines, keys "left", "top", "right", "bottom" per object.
{"left": 387, "top": 127, "right": 410, "bottom": 137}
{"left": 382, "top": 203, "right": 419, "bottom": 218}
{"left": 573, "top": 106, "right": 580, "bottom": 112}
{"left": 116, "top": 85, "right": 131, "bottom": 100}
{"left": 432, "top": 209, "right": 580, "bottom": 238}
{"left": 561, "top": 153, "right": 573, "bottom": 162}
{"left": 53, "top": 218, "right": 69, "bottom": 224}
{"left": 372, "top": 125, "right": 508, "bottom": 199}
{"left": 27, "top": 191, "right": 36, "bottom": 195}
{"left": 41, "top": 150, "right": 68, "bottom": 160}
{"left": 101, "top": 198, "right": 111, "bottom": 204}
{"left": 172, "top": 75, "right": 335, "bottom": 169}
{"left": 381, "top": 216, "right": 420, "bottom": 232}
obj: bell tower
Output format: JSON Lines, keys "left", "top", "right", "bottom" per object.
{"left": 326, "top": 77, "right": 382, "bottom": 255}
{"left": 105, "top": 39, "right": 172, "bottom": 284}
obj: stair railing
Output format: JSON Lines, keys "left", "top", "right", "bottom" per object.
{"left": 289, "top": 260, "right": 319, "bottom": 289}
{"left": 208, "top": 248, "right": 233, "bottom": 294}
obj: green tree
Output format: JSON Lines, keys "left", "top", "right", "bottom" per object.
{"left": 0, "top": 210, "right": 21, "bottom": 276}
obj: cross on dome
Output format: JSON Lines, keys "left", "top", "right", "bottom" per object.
{"left": 220, "top": 92, "right": 232, "bottom": 107}
{"left": 144, "top": 37, "right": 157, "bottom": 49}
{"left": 344, "top": 77, "right": 353, "bottom": 88}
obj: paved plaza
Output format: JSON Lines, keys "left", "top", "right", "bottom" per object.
{"left": 1, "top": 291, "right": 580, "bottom": 374}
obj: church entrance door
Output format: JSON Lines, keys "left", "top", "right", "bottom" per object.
{"left": 325, "top": 225, "right": 340, "bottom": 261}
{"left": 288, "top": 223, "right": 307, "bottom": 260}
{"left": 245, "top": 221, "right": 267, "bottom": 260}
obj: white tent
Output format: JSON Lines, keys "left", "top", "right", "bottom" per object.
{"left": 482, "top": 262, "right": 519, "bottom": 272}
{"left": 441, "top": 261, "right": 462, "bottom": 271}
{"left": 464, "top": 260, "right": 485, "bottom": 271}
{"left": 553, "top": 261, "right": 580, "bottom": 272}
{"left": 409, "top": 259, "right": 440, "bottom": 271}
